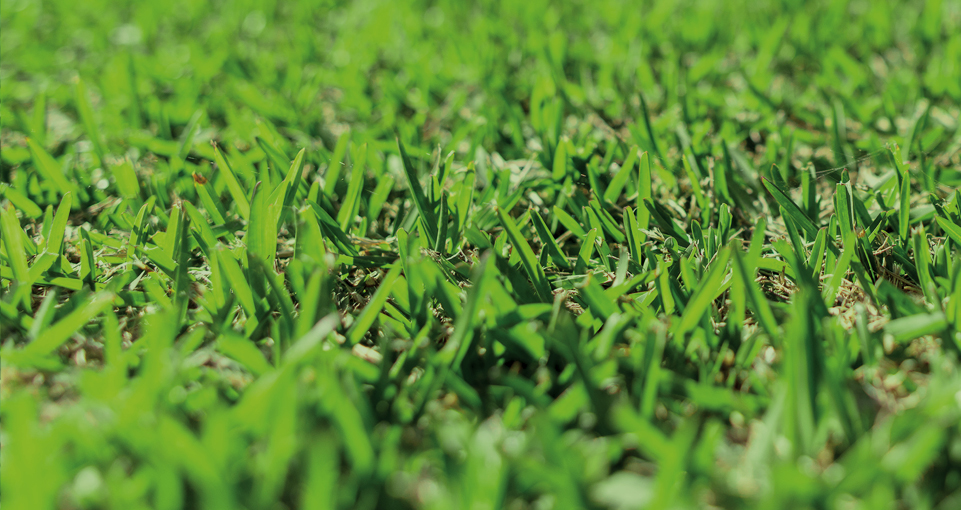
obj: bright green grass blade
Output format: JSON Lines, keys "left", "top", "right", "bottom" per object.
{"left": 137, "top": 243, "right": 177, "bottom": 281}
{"left": 217, "top": 248, "right": 258, "bottom": 319}
{"left": 346, "top": 264, "right": 401, "bottom": 346}
{"left": 553, "top": 205, "right": 586, "bottom": 238}
{"left": 127, "top": 196, "right": 154, "bottom": 261}
{"left": 26, "top": 138, "right": 74, "bottom": 195}
{"left": 575, "top": 228, "right": 598, "bottom": 274}
{"left": 111, "top": 158, "right": 140, "bottom": 199}
{"left": 588, "top": 200, "right": 625, "bottom": 243}
{"left": 0, "top": 185, "right": 43, "bottom": 218}
{"left": 801, "top": 164, "right": 818, "bottom": 220}
{"left": 530, "top": 208, "right": 570, "bottom": 269}
{"left": 247, "top": 182, "right": 279, "bottom": 270}
{"left": 676, "top": 247, "right": 731, "bottom": 336}
{"left": 433, "top": 193, "right": 449, "bottom": 254}
{"left": 433, "top": 254, "right": 494, "bottom": 395}
{"left": 899, "top": 167, "right": 911, "bottom": 244}
{"left": 194, "top": 178, "right": 227, "bottom": 226}
{"left": 781, "top": 206, "right": 809, "bottom": 278}
{"left": 807, "top": 228, "right": 828, "bottom": 280}
{"left": 281, "top": 148, "right": 307, "bottom": 214}
{"left": 27, "top": 253, "right": 58, "bottom": 284}
{"left": 451, "top": 162, "right": 476, "bottom": 248}
{"left": 730, "top": 242, "right": 778, "bottom": 339}
{"left": 834, "top": 183, "right": 856, "bottom": 241}
{"left": 1, "top": 205, "right": 31, "bottom": 287}
{"left": 603, "top": 145, "right": 638, "bottom": 203}
{"left": 643, "top": 199, "right": 691, "bottom": 247}
{"left": 624, "top": 207, "right": 644, "bottom": 265}
{"left": 266, "top": 178, "right": 290, "bottom": 232}
{"left": 579, "top": 274, "right": 619, "bottom": 321}
{"left": 639, "top": 322, "right": 668, "bottom": 421}
{"left": 913, "top": 229, "right": 937, "bottom": 305}
{"left": 636, "top": 151, "right": 652, "bottom": 233}
{"left": 213, "top": 145, "right": 251, "bottom": 220}
{"left": 182, "top": 201, "right": 219, "bottom": 252}
{"left": 937, "top": 216, "right": 961, "bottom": 247}
{"left": 586, "top": 159, "right": 608, "bottom": 207}
{"left": 46, "top": 193, "right": 71, "bottom": 258}
{"left": 22, "top": 291, "right": 115, "bottom": 356}
{"left": 218, "top": 332, "right": 273, "bottom": 376}
{"left": 884, "top": 312, "right": 948, "bottom": 343}
{"left": 284, "top": 314, "right": 339, "bottom": 365}
{"left": 78, "top": 230, "right": 96, "bottom": 288}
{"left": 171, "top": 206, "right": 194, "bottom": 313}
{"left": 822, "top": 231, "right": 857, "bottom": 306}
{"left": 307, "top": 201, "right": 359, "bottom": 256}
{"left": 497, "top": 206, "right": 552, "bottom": 302}
{"left": 338, "top": 143, "right": 367, "bottom": 231}
{"left": 324, "top": 130, "right": 350, "bottom": 196}
{"left": 162, "top": 203, "right": 182, "bottom": 260}
{"left": 256, "top": 135, "right": 291, "bottom": 175}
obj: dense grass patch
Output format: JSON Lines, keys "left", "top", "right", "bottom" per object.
{"left": 2, "top": 0, "right": 961, "bottom": 508}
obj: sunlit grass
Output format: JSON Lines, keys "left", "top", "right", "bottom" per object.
{"left": 2, "top": 0, "right": 961, "bottom": 508}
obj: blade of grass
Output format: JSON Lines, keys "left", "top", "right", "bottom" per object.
{"left": 247, "top": 182, "right": 279, "bottom": 270}
{"left": 22, "top": 291, "right": 115, "bottom": 356}
{"left": 345, "top": 264, "right": 401, "bottom": 346}
{"left": 603, "top": 145, "right": 638, "bottom": 203}
{"left": 730, "top": 242, "right": 778, "bottom": 339}
{"left": 397, "top": 138, "right": 439, "bottom": 242}
{"left": 762, "top": 176, "right": 819, "bottom": 238}
{"left": 676, "top": 247, "right": 731, "bottom": 336}
{"left": 1, "top": 205, "right": 31, "bottom": 290}
{"left": 213, "top": 145, "right": 251, "bottom": 220}
{"left": 530, "top": 208, "right": 571, "bottom": 269}
{"left": 822, "top": 231, "right": 857, "bottom": 306}
{"left": 497, "top": 207, "right": 553, "bottom": 302}
{"left": 337, "top": 144, "right": 367, "bottom": 231}
{"left": 26, "top": 138, "right": 75, "bottom": 195}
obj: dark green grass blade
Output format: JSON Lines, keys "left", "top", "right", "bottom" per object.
{"left": 762, "top": 176, "right": 819, "bottom": 238}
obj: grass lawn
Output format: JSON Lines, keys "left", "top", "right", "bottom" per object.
{"left": 2, "top": 0, "right": 961, "bottom": 508}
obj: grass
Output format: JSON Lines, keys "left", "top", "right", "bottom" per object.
{"left": 2, "top": 0, "right": 961, "bottom": 508}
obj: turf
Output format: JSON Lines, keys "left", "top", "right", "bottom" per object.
{"left": 2, "top": 0, "right": 961, "bottom": 508}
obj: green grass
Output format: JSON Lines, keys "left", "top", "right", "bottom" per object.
{"left": 2, "top": 0, "right": 961, "bottom": 508}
